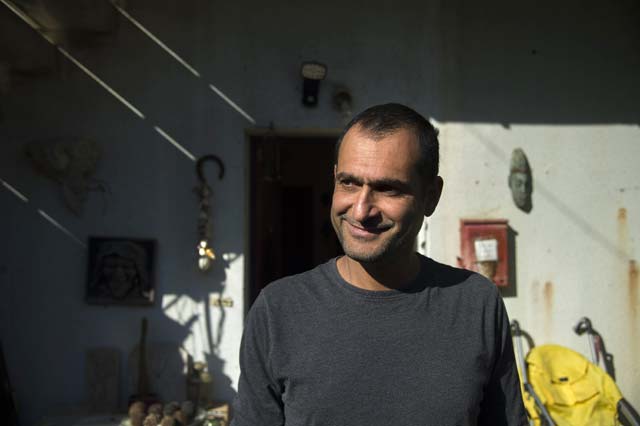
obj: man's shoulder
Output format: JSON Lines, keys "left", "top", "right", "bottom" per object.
{"left": 259, "top": 259, "right": 335, "bottom": 304}
{"left": 421, "top": 255, "right": 501, "bottom": 300}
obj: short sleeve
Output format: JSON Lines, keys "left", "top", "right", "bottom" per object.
{"left": 231, "top": 293, "right": 285, "bottom": 426}
{"left": 477, "top": 296, "right": 529, "bottom": 426}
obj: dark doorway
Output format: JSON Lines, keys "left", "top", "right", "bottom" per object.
{"left": 248, "top": 132, "right": 343, "bottom": 308}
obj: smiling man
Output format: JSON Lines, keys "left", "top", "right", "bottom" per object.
{"left": 232, "top": 104, "right": 527, "bottom": 426}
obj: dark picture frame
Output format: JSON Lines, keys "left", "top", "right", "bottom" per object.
{"left": 86, "top": 236, "right": 156, "bottom": 306}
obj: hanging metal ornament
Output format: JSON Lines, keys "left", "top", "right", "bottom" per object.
{"left": 194, "top": 155, "right": 225, "bottom": 272}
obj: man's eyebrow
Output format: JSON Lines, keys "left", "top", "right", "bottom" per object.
{"left": 335, "top": 172, "right": 411, "bottom": 190}
{"left": 335, "top": 172, "right": 362, "bottom": 183}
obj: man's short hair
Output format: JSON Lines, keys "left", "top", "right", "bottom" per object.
{"left": 335, "top": 103, "right": 440, "bottom": 181}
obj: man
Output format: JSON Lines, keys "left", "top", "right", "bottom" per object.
{"left": 232, "top": 104, "right": 527, "bottom": 426}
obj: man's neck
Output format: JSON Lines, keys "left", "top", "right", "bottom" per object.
{"left": 336, "top": 253, "right": 421, "bottom": 291}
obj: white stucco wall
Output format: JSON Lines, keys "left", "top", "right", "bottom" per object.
{"left": 428, "top": 122, "right": 640, "bottom": 403}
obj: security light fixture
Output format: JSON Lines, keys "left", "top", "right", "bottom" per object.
{"left": 301, "top": 61, "right": 327, "bottom": 107}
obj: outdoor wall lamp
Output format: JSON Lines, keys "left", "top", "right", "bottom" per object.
{"left": 300, "top": 61, "right": 327, "bottom": 107}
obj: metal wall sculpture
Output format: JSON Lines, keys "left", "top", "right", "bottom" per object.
{"left": 194, "top": 154, "right": 225, "bottom": 272}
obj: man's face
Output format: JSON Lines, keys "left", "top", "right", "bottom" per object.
{"left": 331, "top": 125, "right": 441, "bottom": 264}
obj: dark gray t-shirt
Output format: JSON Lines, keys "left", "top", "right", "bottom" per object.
{"left": 232, "top": 255, "right": 527, "bottom": 426}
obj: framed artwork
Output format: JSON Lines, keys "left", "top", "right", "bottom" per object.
{"left": 86, "top": 237, "right": 156, "bottom": 305}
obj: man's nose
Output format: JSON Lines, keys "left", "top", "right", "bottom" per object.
{"left": 351, "top": 187, "right": 378, "bottom": 222}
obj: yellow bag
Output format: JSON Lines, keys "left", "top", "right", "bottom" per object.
{"left": 523, "top": 344, "right": 622, "bottom": 426}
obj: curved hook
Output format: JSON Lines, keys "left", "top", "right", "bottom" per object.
{"left": 196, "top": 154, "right": 225, "bottom": 183}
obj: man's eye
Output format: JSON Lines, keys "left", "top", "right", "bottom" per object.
{"left": 378, "top": 186, "right": 400, "bottom": 195}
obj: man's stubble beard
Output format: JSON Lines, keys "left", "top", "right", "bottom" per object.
{"left": 333, "top": 215, "right": 418, "bottom": 264}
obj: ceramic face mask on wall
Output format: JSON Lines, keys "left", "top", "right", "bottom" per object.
{"left": 509, "top": 148, "right": 533, "bottom": 213}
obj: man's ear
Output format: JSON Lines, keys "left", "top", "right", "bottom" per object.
{"left": 333, "top": 164, "right": 337, "bottom": 179}
{"left": 424, "top": 176, "right": 444, "bottom": 217}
